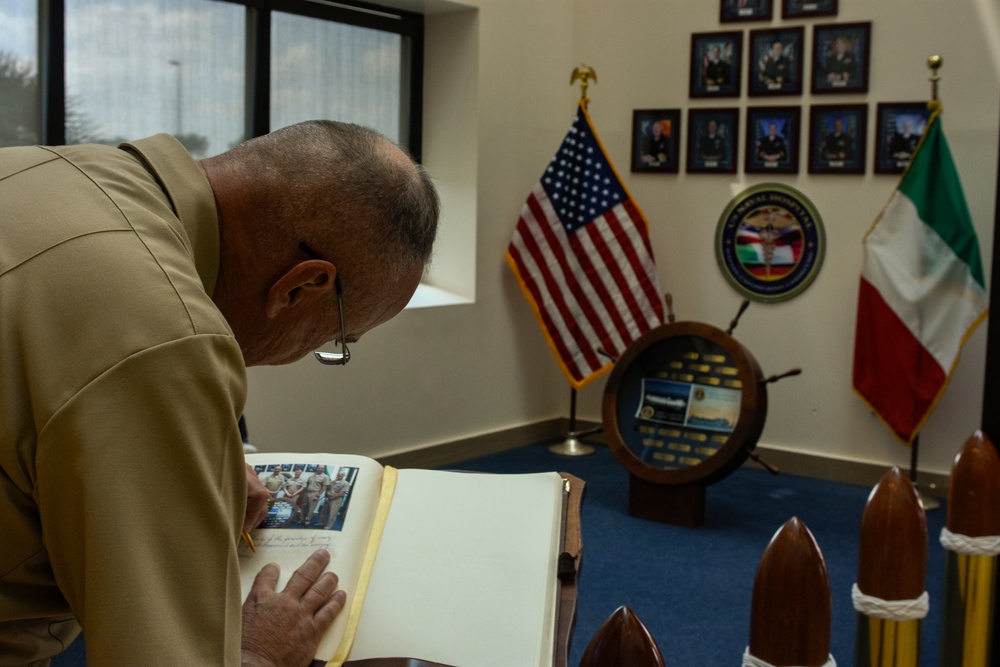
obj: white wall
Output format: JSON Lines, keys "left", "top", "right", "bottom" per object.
{"left": 244, "top": 0, "right": 999, "bottom": 478}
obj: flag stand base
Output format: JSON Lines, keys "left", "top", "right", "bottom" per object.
{"left": 910, "top": 436, "right": 941, "bottom": 510}
{"left": 549, "top": 435, "right": 595, "bottom": 457}
{"left": 917, "top": 486, "right": 941, "bottom": 511}
{"left": 550, "top": 388, "right": 599, "bottom": 456}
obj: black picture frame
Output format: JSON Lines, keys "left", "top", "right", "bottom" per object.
{"left": 874, "top": 102, "right": 932, "bottom": 174}
{"left": 748, "top": 27, "right": 804, "bottom": 97}
{"left": 808, "top": 104, "right": 867, "bottom": 174}
{"left": 811, "top": 22, "right": 871, "bottom": 95}
{"left": 687, "top": 108, "right": 740, "bottom": 174}
{"left": 782, "top": 0, "right": 837, "bottom": 19}
{"left": 690, "top": 31, "right": 743, "bottom": 99}
{"left": 632, "top": 109, "right": 682, "bottom": 173}
{"left": 745, "top": 106, "right": 801, "bottom": 174}
{"left": 720, "top": 0, "right": 773, "bottom": 22}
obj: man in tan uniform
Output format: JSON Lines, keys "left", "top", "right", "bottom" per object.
{"left": 322, "top": 469, "right": 353, "bottom": 530}
{"left": 0, "top": 120, "right": 439, "bottom": 666}
{"left": 282, "top": 468, "right": 309, "bottom": 515}
{"left": 262, "top": 465, "right": 289, "bottom": 498}
{"left": 301, "top": 464, "right": 332, "bottom": 527}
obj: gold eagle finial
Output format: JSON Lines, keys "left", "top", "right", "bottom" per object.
{"left": 570, "top": 64, "right": 597, "bottom": 103}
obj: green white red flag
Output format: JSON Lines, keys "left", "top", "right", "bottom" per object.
{"left": 853, "top": 103, "right": 988, "bottom": 443}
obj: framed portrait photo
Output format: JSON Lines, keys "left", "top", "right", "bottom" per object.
{"left": 690, "top": 31, "right": 743, "bottom": 98}
{"left": 808, "top": 104, "right": 867, "bottom": 174}
{"left": 782, "top": 0, "right": 837, "bottom": 19}
{"left": 745, "top": 106, "right": 801, "bottom": 174}
{"left": 720, "top": 0, "right": 773, "bottom": 23}
{"left": 874, "top": 102, "right": 932, "bottom": 174}
{"left": 811, "top": 22, "right": 871, "bottom": 94}
{"left": 631, "top": 109, "right": 681, "bottom": 173}
{"left": 687, "top": 108, "right": 740, "bottom": 174}
{"left": 748, "top": 27, "right": 804, "bottom": 97}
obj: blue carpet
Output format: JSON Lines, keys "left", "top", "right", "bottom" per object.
{"left": 53, "top": 440, "right": 948, "bottom": 666}
{"left": 446, "top": 440, "right": 947, "bottom": 667}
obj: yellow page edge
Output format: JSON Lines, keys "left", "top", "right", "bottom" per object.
{"left": 327, "top": 465, "right": 399, "bottom": 667}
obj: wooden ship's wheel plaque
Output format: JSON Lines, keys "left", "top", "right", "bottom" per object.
{"left": 602, "top": 309, "right": 797, "bottom": 528}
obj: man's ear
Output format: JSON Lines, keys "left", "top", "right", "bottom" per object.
{"left": 264, "top": 260, "right": 336, "bottom": 318}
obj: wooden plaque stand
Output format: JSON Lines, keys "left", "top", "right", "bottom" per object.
{"left": 628, "top": 474, "right": 706, "bottom": 528}
{"left": 603, "top": 321, "right": 770, "bottom": 529}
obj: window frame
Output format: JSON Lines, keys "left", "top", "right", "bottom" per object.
{"left": 34, "top": 0, "right": 424, "bottom": 159}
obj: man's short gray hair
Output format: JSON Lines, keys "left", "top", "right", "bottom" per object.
{"left": 226, "top": 120, "right": 440, "bottom": 295}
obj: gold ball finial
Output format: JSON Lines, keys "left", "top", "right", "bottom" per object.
{"left": 927, "top": 55, "right": 943, "bottom": 102}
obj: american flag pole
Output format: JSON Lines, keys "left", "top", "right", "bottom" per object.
{"left": 510, "top": 65, "right": 665, "bottom": 453}
{"left": 549, "top": 387, "right": 602, "bottom": 456}
{"left": 549, "top": 64, "right": 602, "bottom": 457}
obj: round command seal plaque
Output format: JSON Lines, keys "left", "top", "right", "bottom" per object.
{"left": 715, "top": 183, "right": 825, "bottom": 303}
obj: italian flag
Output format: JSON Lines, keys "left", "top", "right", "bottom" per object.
{"left": 853, "top": 104, "right": 988, "bottom": 444}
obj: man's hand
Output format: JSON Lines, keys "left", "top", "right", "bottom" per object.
{"left": 244, "top": 463, "right": 270, "bottom": 532}
{"left": 241, "top": 549, "right": 347, "bottom": 667}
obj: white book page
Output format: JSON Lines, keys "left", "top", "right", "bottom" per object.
{"left": 348, "top": 470, "right": 565, "bottom": 667}
{"left": 239, "top": 453, "right": 385, "bottom": 659}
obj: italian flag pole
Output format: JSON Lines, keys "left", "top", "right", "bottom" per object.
{"left": 852, "top": 79, "right": 988, "bottom": 480}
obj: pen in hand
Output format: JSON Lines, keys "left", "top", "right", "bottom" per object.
{"left": 242, "top": 531, "right": 256, "bottom": 552}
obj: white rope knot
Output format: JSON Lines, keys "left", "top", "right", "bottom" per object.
{"left": 742, "top": 647, "right": 837, "bottom": 667}
{"left": 940, "top": 527, "right": 1000, "bottom": 556}
{"left": 851, "top": 583, "right": 929, "bottom": 620}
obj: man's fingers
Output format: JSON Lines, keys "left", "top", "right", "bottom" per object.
{"left": 299, "top": 571, "right": 340, "bottom": 610}
{"left": 314, "top": 589, "right": 348, "bottom": 630}
{"left": 283, "top": 549, "right": 332, "bottom": 596}
{"left": 242, "top": 552, "right": 346, "bottom": 666}
{"left": 250, "top": 562, "right": 281, "bottom": 592}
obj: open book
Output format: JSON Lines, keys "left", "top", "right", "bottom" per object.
{"left": 241, "top": 453, "right": 567, "bottom": 667}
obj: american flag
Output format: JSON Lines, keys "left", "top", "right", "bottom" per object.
{"left": 506, "top": 102, "right": 664, "bottom": 389}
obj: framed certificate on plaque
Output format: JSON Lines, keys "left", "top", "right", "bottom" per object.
{"left": 602, "top": 321, "right": 767, "bottom": 488}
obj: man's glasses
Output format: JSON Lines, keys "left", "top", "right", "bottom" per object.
{"left": 299, "top": 241, "right": 350, "bottom": 366}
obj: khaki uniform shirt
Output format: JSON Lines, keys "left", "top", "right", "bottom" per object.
{"left": 0, "top": 136, "right": 247, "bottom": 665}
{"left": 306, "top": 472, "right": 331, "bottom": 497}
{"left": 263, "top": 472, "right": 287, "bottom": 493}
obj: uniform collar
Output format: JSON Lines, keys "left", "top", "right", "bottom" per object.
{"left": 119, "top": 134, "right": 220, "bottom": 297}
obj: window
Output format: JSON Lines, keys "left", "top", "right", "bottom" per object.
{"left": 65, "top": 0, "right": 244, "bottom": 155}
{"left": 271, "top": 10, "right": 404, "bottom": 144}
{"left": 1, "top": 0, "right": 423, "bottom": 159}
{"left": 1, "top": 0, "right": 472, "bottom": 307}
{"left": 0, "top": 2, "right": 40, "bottom": 146}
